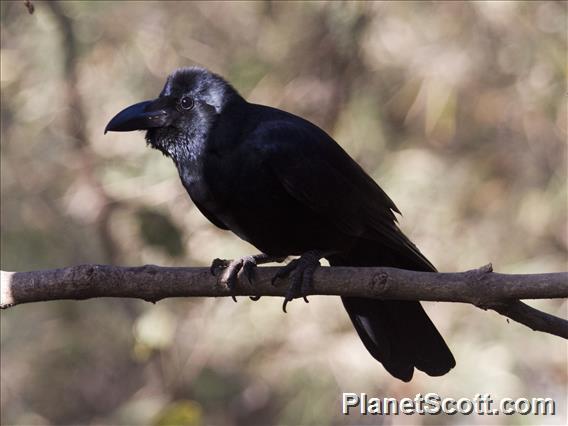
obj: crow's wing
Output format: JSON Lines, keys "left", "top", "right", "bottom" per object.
{"left": 248, "top": 108, "right": 434, "bottom": 270}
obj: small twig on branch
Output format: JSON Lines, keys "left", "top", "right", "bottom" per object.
{"left": 1, "top": 264, "right": 566, "bottom": 338}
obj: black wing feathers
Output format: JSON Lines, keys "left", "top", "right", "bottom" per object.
{"left": 249, "top": 105, "right": 433, "bottom": 270}
{"left": 246, "top": 105, "right": 454, "bottom": 380}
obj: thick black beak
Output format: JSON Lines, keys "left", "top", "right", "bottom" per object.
{"left": 105, "top": 96, "right": 176, "bottom": 134}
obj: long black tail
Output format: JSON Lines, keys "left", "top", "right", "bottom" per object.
{"left": 329, "top": 240, "right": 455, "bottom": 382}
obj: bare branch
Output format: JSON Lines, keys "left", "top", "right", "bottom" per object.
{"left": 480, "top": 300, "right": 568, "bottom": 338}
{"left": 1, "top": 264, "right": 566, "bottom": 338}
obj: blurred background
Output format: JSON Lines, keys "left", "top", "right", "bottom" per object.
{"left": 1, "top": 1, "right": 566, "bottom": 425}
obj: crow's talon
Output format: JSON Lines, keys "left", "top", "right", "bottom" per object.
{"left": 271, "top": 259, "right": 299, "bottom": 286}
{"left": 224, "top": 273, "right": 239, "bottom": 303}
{"left": 273, "top": 251, "right": 321, "bottom": 312}
{"left": 210, "top": 258, "right": 230, "bottom": 276}
{"left": 209, "top": 257, "right": 242, "bottom": 301}
{"left": 210, "top": 253, "right": 285, "bottom": 302}
{"left": 242, "top": 258, "right": 256, "bottom": 285}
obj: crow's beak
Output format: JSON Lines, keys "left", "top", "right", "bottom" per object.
{"left": 104, "top": 96, "right": 176, "bottom": 134}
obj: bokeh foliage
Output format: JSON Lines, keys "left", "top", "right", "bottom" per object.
{"left": 1, "top": 1, "right": 566, "bottom": 425}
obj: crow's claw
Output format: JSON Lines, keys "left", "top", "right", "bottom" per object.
{"left": 242, "top": 259, "right": 256, "bottom": 285}
{"left": 210, "top": 254, "right": 286, "bottom": 302}
{"left": 241, "top": 256, "right": 261, "bottom": 301}
{"left": 210, "top": 258, "right": 230, "bottom": 276}
{"left": 225, "top": 271, "right": 239, "bottom": 303}
{"left": 271, "top": 260, "right": 296, "bottom": 286}
{"left": 272, "top": 251, "right": 322, "bottom": 312}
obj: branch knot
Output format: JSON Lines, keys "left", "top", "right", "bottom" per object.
{"left": 370, "top": 272, "right": 389, "bottom": 294}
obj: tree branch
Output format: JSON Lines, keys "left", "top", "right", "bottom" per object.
{"left": 1, "top": 264, "right": 566, "bottom": 338}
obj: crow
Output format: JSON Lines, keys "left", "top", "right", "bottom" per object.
{"left": 105, "top": 67, "right": 455, "bottom": 381}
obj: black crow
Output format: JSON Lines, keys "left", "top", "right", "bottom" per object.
{"left": 106, "top": 67, "right": 455, "bottom": 381}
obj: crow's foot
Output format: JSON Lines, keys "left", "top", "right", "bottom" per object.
{"left": 271, "top": 250, "right": 325, "bottom": 313}
{"left": 211, "top": 254, "right": 286, "bottom": 302}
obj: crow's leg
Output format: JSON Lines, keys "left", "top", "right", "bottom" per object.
{"left": 271, "top": 250, "right": 330, "bottom": 313}
{"left": 211, "top": 254, "right": 286, "bottom": 302}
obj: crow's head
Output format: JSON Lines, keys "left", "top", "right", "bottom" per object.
{"left": 105, "top": 67, "right": 242, "bottom": 158}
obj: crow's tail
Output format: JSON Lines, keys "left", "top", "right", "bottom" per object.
{"left": 340, "top": 297, "right": 455, "bottom": 381}
{"left": 329, "top": 240, "right": 455, "bottom": 382}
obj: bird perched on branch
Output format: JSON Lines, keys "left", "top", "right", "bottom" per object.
{"left": 105, "top": 67, "right": 455, "bottom": 381}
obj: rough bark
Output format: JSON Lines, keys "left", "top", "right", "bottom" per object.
{"left": 1, "top": 264, "right": 566, "bottom": 338}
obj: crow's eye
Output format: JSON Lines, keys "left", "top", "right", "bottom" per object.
{"left": 179, "top": 97, "right": 194, "bottom": 110}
